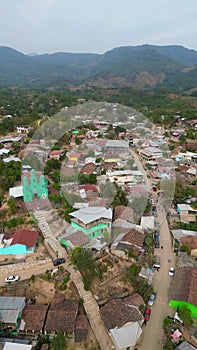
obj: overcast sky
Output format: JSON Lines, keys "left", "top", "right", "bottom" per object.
{"left": 0, "top": 0, "right": 197, "bottom": 54}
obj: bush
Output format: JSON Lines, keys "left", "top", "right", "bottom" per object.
{"left": 30, "top": 274, "right": 36, "bottom": 282}
{"left": 178, "top": 305, "right": 193, "bottom": 327}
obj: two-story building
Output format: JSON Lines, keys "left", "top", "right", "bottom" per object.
{"left": 177, "top": 204, "right": 197, "bottom": 224}
{"left": 139, "top": 147, "right": 163, "bottom": 162}
{"left": 70, "top": 206, "right": 112, "bottom": 239}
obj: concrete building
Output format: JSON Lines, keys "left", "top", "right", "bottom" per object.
{"left": 70, "top": 206, "right": 112, "bottom": 239}
{"left": 139, "top": 147, "right": 163, "bottom": 162}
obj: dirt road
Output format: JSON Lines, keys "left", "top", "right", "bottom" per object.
{"left": 0, "top": 259, "right": 54, "bottom": 286}
{"left": 139, "top": 206, "right": 175, "bottom": 350}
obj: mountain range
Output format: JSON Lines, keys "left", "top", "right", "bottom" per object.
{"left": 0, "top": 44, "right": 197, "bottom": 92}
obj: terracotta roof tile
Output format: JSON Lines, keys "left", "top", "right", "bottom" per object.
{"left": 114, "top": 206, "right": 134, "bottom": 223}
{"left": 22, "top": 304, "right": 49, "bottom": 332}
{"left": 180, "top": 236, "right": 197, "bottom": 250}
{"left": 100, "top": 298, "right": 142, "bottom": 330}
{"left": 169, "top": 267, "right": 197, "bottom": 307}
{"left": 45, "top": 299, "right": 78, "bottom": 334}
{"left": 11, "top": 229, "right": 38, "bottom": 247}
{"left": 124, "top": 293, "right": 145, "bottom": 307}
{"left": 80, "top": 162, "right": 97, "bottom": 175}
{"left": 75, "top": 315, "right": 89, "bottom": 342}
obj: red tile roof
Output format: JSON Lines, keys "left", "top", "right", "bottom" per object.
{"left": 11, "top": 229, "right": 38, "bottom": 247}
{"left": 80, "top": 184, "right": 98, "bottom": 192}
{"left": 114, "top": 206, "right": 134, "bottom": 223}
{"left": 180, "top": 236, "right": 197, "bottom": 250}
{"left": 100, "top": 298, "right": 143, "bottom": 330}
{"left": 45, "top": 298, "right": 78, "bottom": 334}
{"left": 169, "top": 267, "right": 197, "bottom": 307}
{"left": 50, "top": 150, "right": 62, "bottom": 155}
{"left": 80, "top": 162, "right": 97, "bottom": 175}
{"left": 22, "top": 304, "right": 49, "bottom": 332}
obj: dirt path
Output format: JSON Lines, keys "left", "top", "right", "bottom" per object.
{"left": 33, "top": 210, "right": 115, "bottom": 350}
{"left": 0, "top": 259, "right": 54, "bottom": 285}
{"left": 138, "top": 205, "right": 175, "bottom": 350}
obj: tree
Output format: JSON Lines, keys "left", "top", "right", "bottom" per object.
{"left": 78, "top": 173, "right": 97, "bottom": 185}
{"left": 186, "top": 128, "right": 196, "bottom": 140}
{"left": 51, "top": 331, "right": 67, "bottom": 350}
{"left": 75, "top": 136, "right": 82, "bottom": 145}
{"left": 179, "top": 134, "right": 186, "bottom": 143}
{"left": 180, "top": 243, "right": 191, "bottom": 255}
{"left": 70, "top": 247, "right": 99, "bottom": 290}
{"left": 11, "top": 141, "right": 21, "bottom": 154}
{"left": 163, "top": 339, "right": 175, "bottom": 350}
{"left": 44, "top": 159, "right": 61, "bottom": 175}
{"left": 112, "top": 183, "right": 128, "bottom": 208}
{"left": 7, "top": 197, "right": 17, "bottom": 214}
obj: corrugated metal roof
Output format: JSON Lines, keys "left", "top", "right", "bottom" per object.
{"left": 177, "top": 341, "right": 197, "bottom": 350}
{"left": 9, "top": 186, "right": 23, "bottom": 198}
{"left": 0, "top": 309, "right": 19, "bottom": 324}
{"left": 0, "top": 297, "right": 25, "bottom": 312}
{"left": 0, "top": 148, "right": 9, "bottom": 156}
{"left": 70, "top": 207, "right": 112, "bottom": 224}
{"left": 106, "top": 140, "right": 129, "bottom": 148}
{"left": 140, "top": 216, "right": 154, "bottom": 230}
{"left": 3, "top": 156, "right": 21, "bottom": 163}
{"left": 110, "top": 322, "right": 142, "bottom": 350}
{"left": 3, "top": 343, "right": 32, "bottom": 350}
{"left": 107, "top": 170, "right": 143, "bottom": 177}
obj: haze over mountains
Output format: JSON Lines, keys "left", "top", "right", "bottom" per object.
{"left": 0, "top": 44, "right": 197, "bottom": 92}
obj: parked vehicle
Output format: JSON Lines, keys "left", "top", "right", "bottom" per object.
{"left": 153, "top": 255, "right": 160, "bottom": 269}
{"left": 169, "top": 267, "right": 175, "bottom": 276}
{"left": 148, "top": 293, "right": 156, "bottom": 306}
{"left": 155, "top": 239, "right": 160, "bottom": 248}
{"left": 53, "top": 258, "right": 66, "bottom": 266}
{"left": 154, "top": 229, "right": 159, "bottom": 240}
{"left": 144, "top": 307, "right": 151, "bottom": 321}
{"left": 5, "top": 275, "right": 20, "bottom": 283}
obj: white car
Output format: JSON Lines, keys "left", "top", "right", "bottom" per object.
{"left": 169, "top": 267, "right": 175, "bottom": 276}
{"left": 5, "top": 275, "right": 20, "bottom": 283}
{"left": 148, "top": 293, "right": 156, "bottom": 306}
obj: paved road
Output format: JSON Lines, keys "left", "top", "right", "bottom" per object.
{"left": 139, "top": 206, "right": 175, "bottom": 350}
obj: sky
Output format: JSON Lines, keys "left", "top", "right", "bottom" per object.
{"left": 0, "top": 0, "right": 197, "bottom": 54}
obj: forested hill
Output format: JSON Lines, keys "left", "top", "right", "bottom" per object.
{"left": 0, "top": 44, "right": 197, "bottom": 92}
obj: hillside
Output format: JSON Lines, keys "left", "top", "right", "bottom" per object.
{"left": 0, "top": 44, "right": 197, "bottom": 91}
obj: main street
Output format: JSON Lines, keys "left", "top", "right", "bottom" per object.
{"left": 139, "top": 206, "right": 175, "bottom": 350}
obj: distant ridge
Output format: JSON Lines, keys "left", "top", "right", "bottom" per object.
{"left": 0, "top": 44, "right": 197, "bottom": 91}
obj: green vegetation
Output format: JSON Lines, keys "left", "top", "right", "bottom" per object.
{"left": 50, "top": 331, "right": 67, "bottom": 350}
{"left": 7, "top": 197, "right": 17, "bottom": 214}
{"left": 174, "top": 179, "right": 196, "bottom": 204}
{"left": 180, "top": 243, "right": 191, "bottom": 255}
{"left": 175, "top": 221, "right": 197, "bottom": 232}
{"left": 0, "top": 159, "right": 21, "bottom": 192}
{"left": 122, "top": 263, "right": 154, "bottom": 303}
{"left": 70, "top": 247, "right": 100, "bottom": 290}
{"left": 2, "top": 217, "right": 24, "bottom": 228}
{"left": 78, "top": 173, "right": 97, "bottom": 185}
{"left": 163, "top": 339, "right": 175, "bottom": 350}
{"left": 178, "top": 305, "right": 194, "bottom": 327}
{"left": 112, "top": 182, "right": 128, "bottom": 207}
